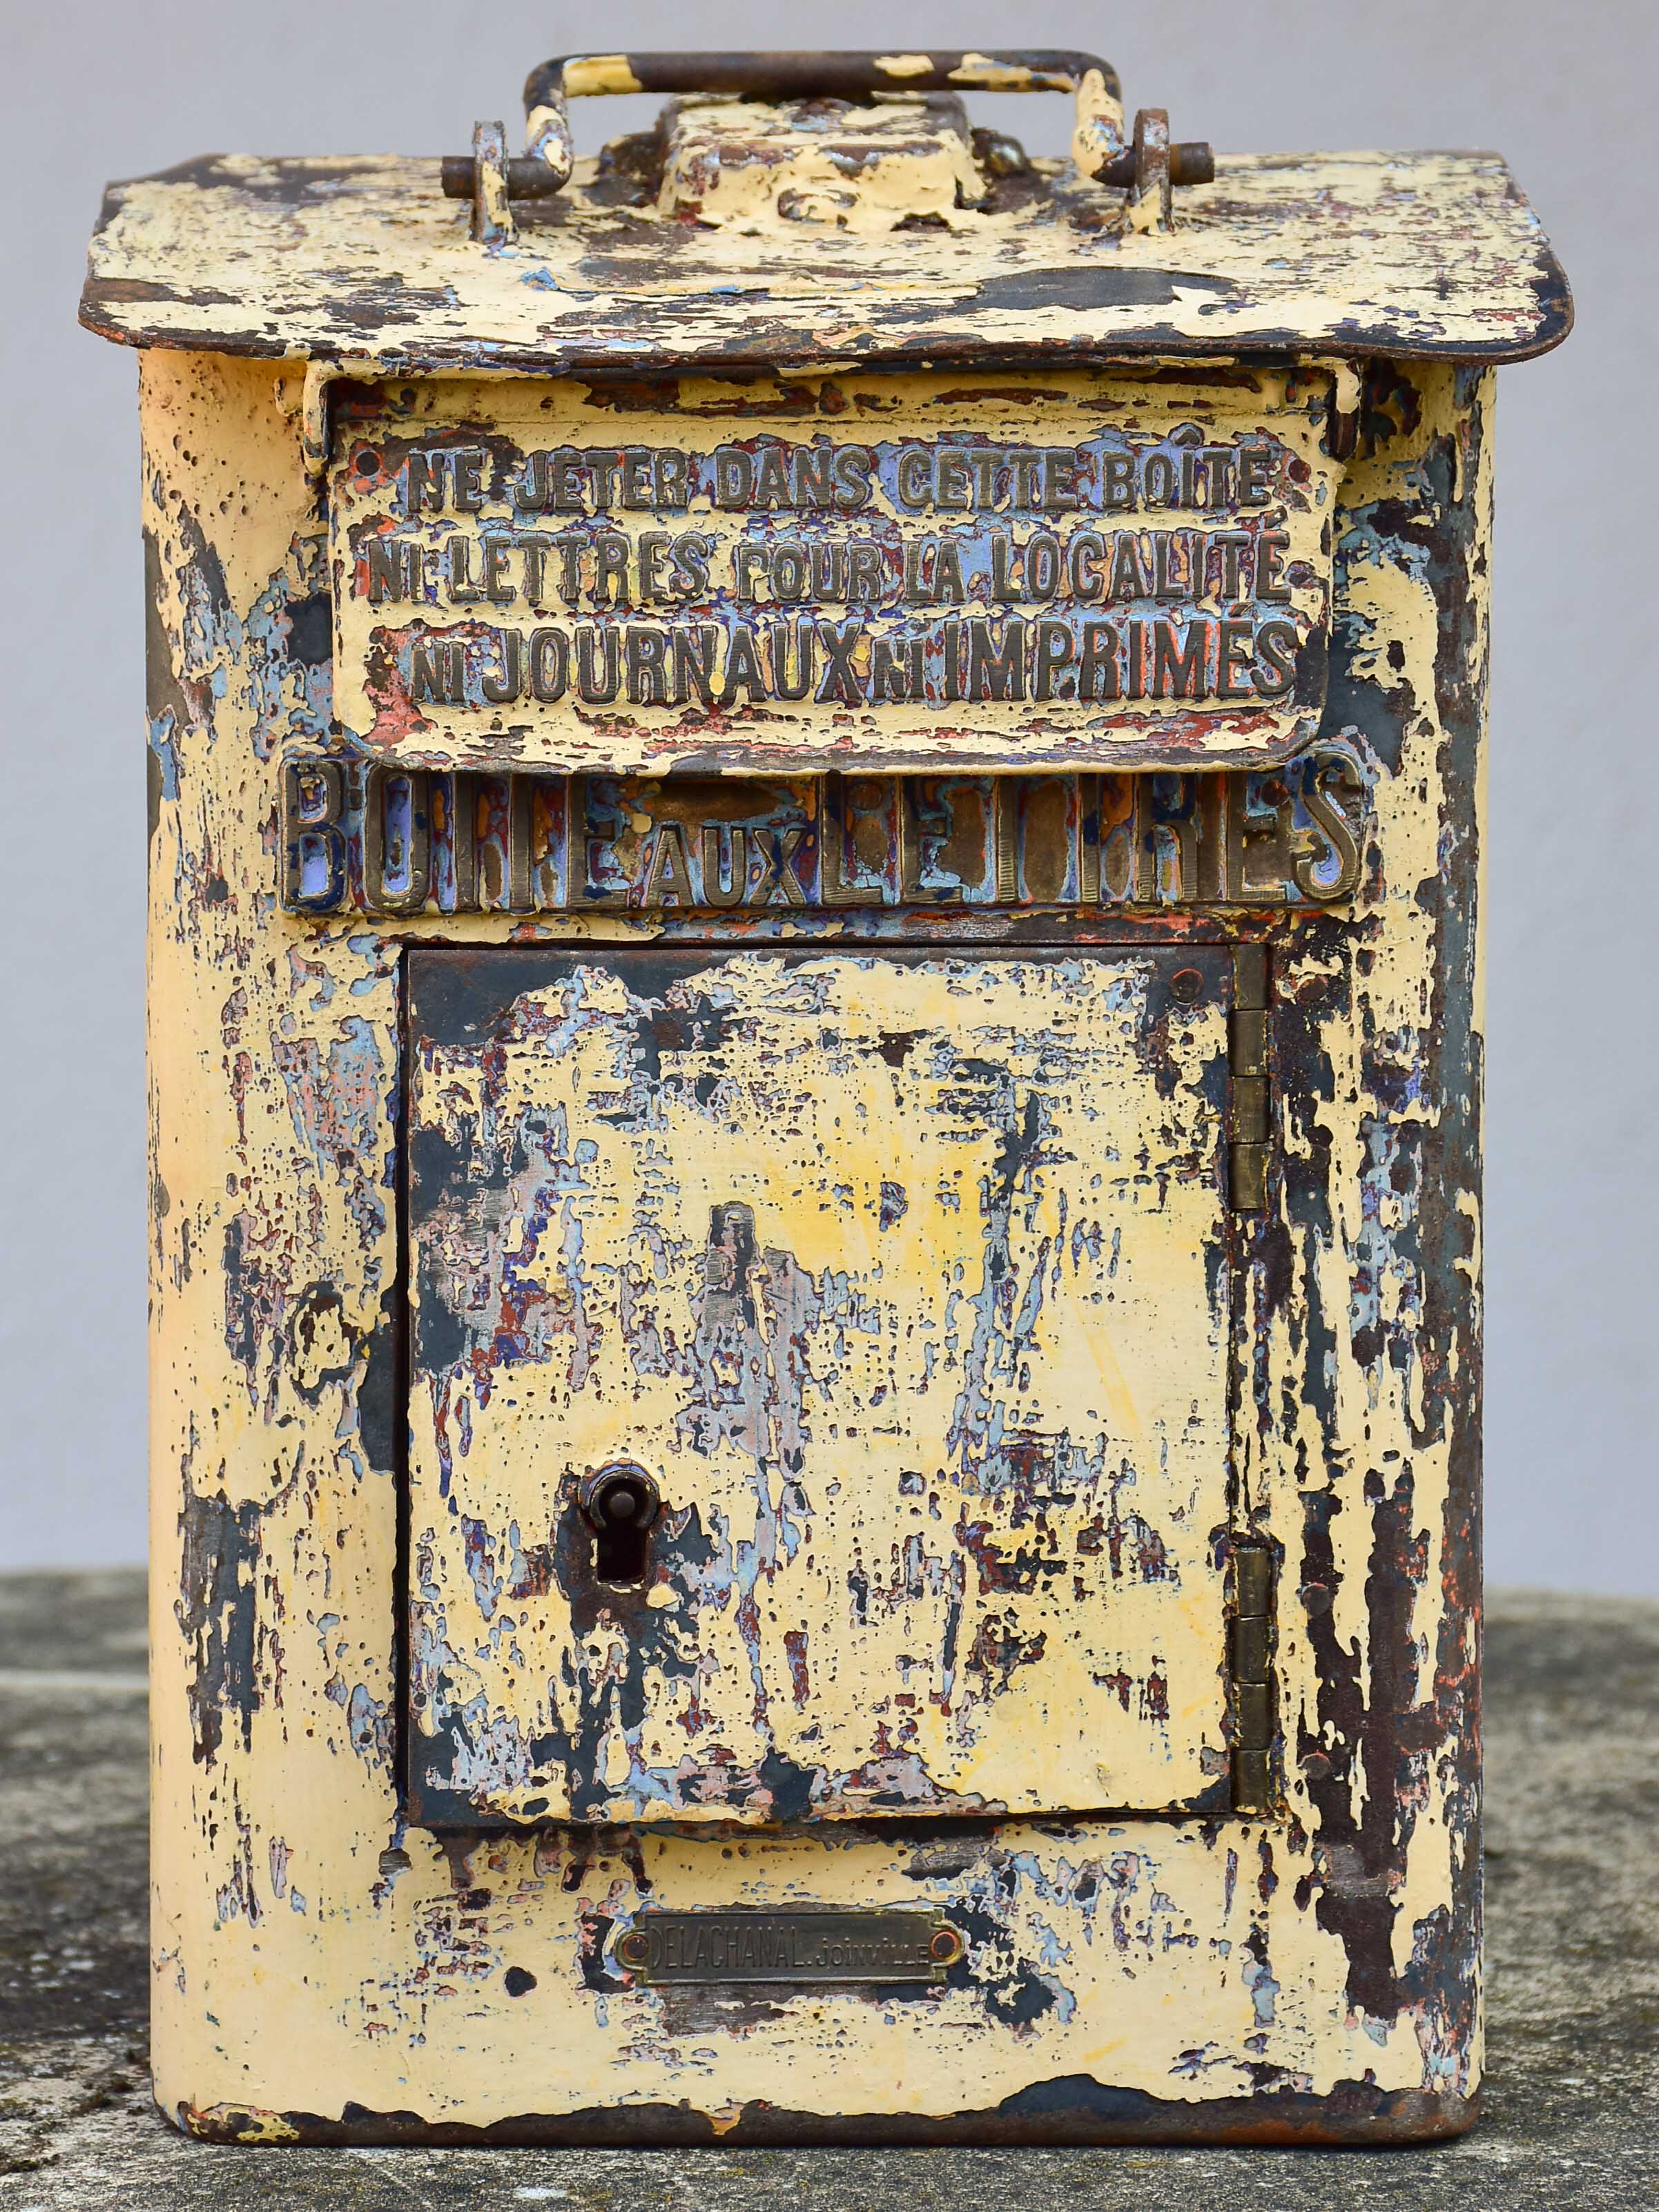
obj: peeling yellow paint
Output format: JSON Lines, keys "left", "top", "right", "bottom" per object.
{"left": 405, "top": 947, "right": 1232, "bottom": 1825}
{"left": 83, "top": 151, "right": 1566, "bottom": 372}
{"left": 657, "top": 97, "right": 985, "bottom": 231}
{"left": 563, "top": 55, "right": 644, "bottom": 99}
{"left": 1071, "top": 67, "right": 1127, "bottom": 181}
{"left": 190, "top": 2106, "right": 302, "bottom": 2144}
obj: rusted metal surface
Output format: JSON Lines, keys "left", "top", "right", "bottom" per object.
{"left": 468, "top": 121, "right": 514, "bottom": 250}
{"left": 84, "top": 54, "right": 1566, "bottom": 2146}
{"left": 1229, "top": 1542, "right": 1276, "bottom": 1810}
{"left": 438, "top": 139, "right": 1217, "bottom": 205}
{"left": 493, "top": 50, "right": 1210, "bottom": 208}
{"left": 518, "top": 52, "right": 1136, "bottom": 196}
{"left": 80, "top": 150, "right": 1569, "bottom": 373}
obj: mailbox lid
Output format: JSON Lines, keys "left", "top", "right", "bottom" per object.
{"left": 404, "top": 944, "right": 1234, "bottom": 1828}
{"left": 80, "top": 147, "right": 1569, "bottom": 371}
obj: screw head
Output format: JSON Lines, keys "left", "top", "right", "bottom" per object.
{"left": 1170, "top": 967, "right": 1205, "bottom": 1006}
{"left": 616, "top": 1928, "right": 650, "bottom": 1969}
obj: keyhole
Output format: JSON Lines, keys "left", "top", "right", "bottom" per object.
{"left": 580, "top": 1463, "right": 661, "bottom": 1587}
{"left": 594, "top": 1480, "right": 649, "bottom": 1584}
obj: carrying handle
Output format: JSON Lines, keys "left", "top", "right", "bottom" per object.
{"left": 506, "top": 48, "right": 1210, "bottom": 193}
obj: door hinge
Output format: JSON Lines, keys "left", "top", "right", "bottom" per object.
{"left": 1230, "top": 1541, "right": 1276, "bottom": 1812}
{"left": 1229, "top": 944, "right": 1269, "bottom": 1211}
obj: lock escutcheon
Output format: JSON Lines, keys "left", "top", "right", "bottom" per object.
{"left": 579, "top": 1462, "right": 661, "bottom": 1535}
{"left": 579, "top": 1462, "right": 662, "bottom": 1587}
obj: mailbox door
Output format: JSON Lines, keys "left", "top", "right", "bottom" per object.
{"left": 405, "top": 944, "right": 1234, "bottom": 1827}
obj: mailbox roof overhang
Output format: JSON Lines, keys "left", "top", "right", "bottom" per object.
{"left": 80, "top": 148, "right": 1570, "bottom": 375}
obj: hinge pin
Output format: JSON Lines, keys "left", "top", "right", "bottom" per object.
{"left": 1231, "top": 1541, "right": 1275, "bottom": 1811}
{"left": 1229, "top": 946, "right": 1270, "bottom": 1211}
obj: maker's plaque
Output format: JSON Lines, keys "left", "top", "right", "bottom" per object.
{"left": 612, "top": 1910, "right": 966, "bottom": 1986}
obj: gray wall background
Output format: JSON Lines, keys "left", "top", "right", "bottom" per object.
{"left": 3, "top": 2, "right": 1652, "bottom": 1589}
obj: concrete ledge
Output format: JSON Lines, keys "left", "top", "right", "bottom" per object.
{"left": 2, "top": 1574, "right": 1655, "bottom": 2207}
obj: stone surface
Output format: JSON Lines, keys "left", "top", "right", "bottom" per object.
{"left": 1, "top": 1572, "right": 1654, "bottom": 2209}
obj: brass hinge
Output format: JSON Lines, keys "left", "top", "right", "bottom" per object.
{"left": 1230, "top": 1542, "right": 1276, "bottom": 1812}
{"left": 1229, "top": 944, "right": 1269, "bottom": 1211}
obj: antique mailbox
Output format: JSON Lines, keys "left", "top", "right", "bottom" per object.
{"left": 81, "top": 49, "right": 1569, "bottom": 2144}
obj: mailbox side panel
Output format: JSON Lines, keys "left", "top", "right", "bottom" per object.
{"left": 144, "top": 350, "right": 1486, "bottom": 2143}
{"left": 1241, "top": 362, "right": 1490, "bottom": 2108}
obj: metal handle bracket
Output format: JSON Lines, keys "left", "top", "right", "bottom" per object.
{"left": 440, "top": 48, "right": 1213, "bottom": 205}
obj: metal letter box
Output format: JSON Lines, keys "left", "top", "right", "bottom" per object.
{"left": 81, "top": 46, "right": 1570, "bottom": 2145}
